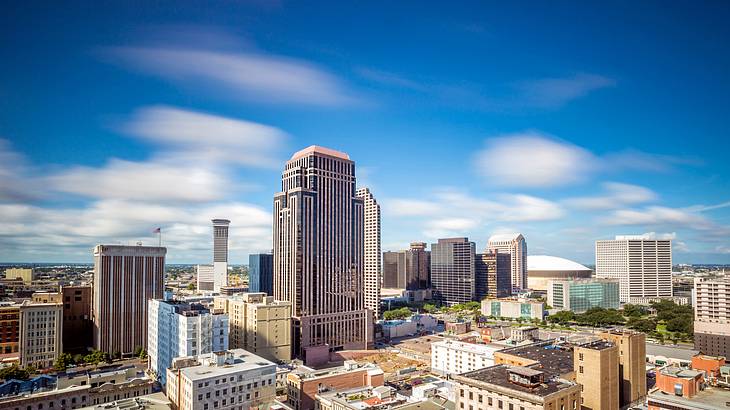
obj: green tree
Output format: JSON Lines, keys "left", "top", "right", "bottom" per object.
{"left": 138, "top": 348, "right": 148, "bottom": 359}
{"left": 53, "top": 353, "right": 75, "bottom": 371}
{"left": 547, "top": 310, "right": 575, "bottom": 325}
{"left": 187, "top": 283, "right": 196, "bottom": 291}
{"left": 0, "top": 364, "right": 29, "bottom": 381}
{"left": 383, "top": 307, "right": 411, "bottom": 321}
{"left": 423, "top": 303, "right": 437, "bottom": 314}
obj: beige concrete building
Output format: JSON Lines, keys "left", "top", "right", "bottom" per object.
{"left": 575, "top": 341, "right": 619, "bottom": 410}
{"left": 693, "top": 276, "right": 730, "bottom": 359}
{"left": 214, "top": 293, "right": 291, "bottom": 363}
{"left": 32, "top": 291, "right": 63, "bottom": 303}
{"left": 487, "top": 233, "right": 527, "bottom": 291}
{"left": 273, "top": 146, "right": 371, "bottom": 358}
{"left": 452, "top": 365, "right": 581, "bottom": 410}
{"left": 600, "top": 330, "right": 647, "bottom": 407}
{"left": 19, "top": 300, "right": 63, "bottom": 368}
{"left": 356, "top": 187, "right": 381, "bottom": 320}
{"left": 92, "top": 244, "right": 165, "bottom": 355}
{"left": 4, "top": 267, "right": 35, "bottom": 284}
{"left": 165, "top": 349, "right": 276, "bottom": 410}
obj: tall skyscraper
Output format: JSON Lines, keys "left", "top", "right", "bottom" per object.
{"left": 92, "top": 244, "right": 165, "bottom": 355}
{"left": 273, "top": 145, "right": 371, "bottom": 358}
{"left": 595, "top": 235, "right": 672, "bottom": 304}
{"left": 249, "top": 253, "right": 274, "bottom": 295}
{"left": 430, "top": 238, "right": 475, "bottom": 305}
{"left": 356, "top": 187, "right": 381, "bottom": 319}
{"left": 382, "top": 242, "right": 430, "bottom": 290}
{"left": 487, "top": 233, "right": 527, "bottom": 291}
{"left": 693, "top": 276, "right": 730, "bottom": 358}
{"left": 475, "top": 250, "right": 511, "bottom": 300}
{"left": 212, "top": 219, "right": 230, "bottom": 292}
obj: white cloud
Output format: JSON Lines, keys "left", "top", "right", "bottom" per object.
{"left": 123, "top": 106, "right": 287, "bottom": 168}
{"left": 104, "top": 46, "right": 357, "bottom": 106}
{"left": 565, "top": 182, "right": 658, "bottom": 210}
{"left": 473, "top": 131, "right": 596, "bottom": 187}
{"left": 604, "top": 206, "right": 712, "bottom": 228}
{"left": 517, "top": 73, "right": 615, "bottom": 108}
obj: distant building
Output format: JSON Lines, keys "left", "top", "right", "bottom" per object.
{"left": 693, "top": 276, "right": 730, "bottom": 359}
{"left": 195, "top": 264, "right": 214, "bottom": 292}
{"left": 475, "top": 250, "right": 511, "bottom": 300}
{"left": 165, "top": 349, "right": 276, "bottom": 410}
{"left": 595, "top": 235, "right": 672, "bottom": 304}
{"left": 382, "top": 242, "right": 430, "bottom": 290}
{"left": 0, "top": 302, "right": 20, "bottom": 355}
{"left": 547, "top": 278, "right": 620, "bottom": 313}
{"left": 273, "top": 146, "right": 371, "bottom": 358}
{"left": 92, "top": 245, "right": 166, "bottom": 355}
{"left": 214, "top": 293, "right": 292, "bottom": 363}
{"left": 147, "top": 300, "right": 229, "bottom": 386}
{"left": 356, "top": 187, "right": 382, "bottom": 319}
{"left": 481, "top": 298, "right": 545, "bottom": 321}
{"left": 248, "top": 253, "right": 273, "bottom": 295}
{"left": 4, "top": 268, "right": 34, "bottom": 284}
{"left": 19, "top": 300, "right": 63, "bottom": 368}
{"left": 526, "top": 255, "right": 592, "bottom": 292}
{"left": 431, "top": 339, "right": 500, "bottom": 375}
{"left": 452, "top": 365, "right": 581, "bottom": 410}
{"left": 286, "top": 360, "right": 384, "bottom": 410}
{"left": 431, "top": 238, "right": 475, "bottom": 305}
{"left": 487, "top": 233, "right": 527, "bottom": 291}
{"left": 61, "top": 285, "right": 92, "bottom": 353}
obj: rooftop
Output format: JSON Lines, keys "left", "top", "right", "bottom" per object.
{"left": 649, "top": 386, "right": 730, "bottom": 410}
{"left": 290, "top": 145, "right": 350, "bottom": 161}
{"left": 454, "top": 364, "right": 577, "bottom": 399}
{"left": 646, "top": 343, "right": 699, "bottom": 361}
{"left": 527, "top": 255, "right": 591, "bottom": 272}
{"left": 496, "top": 341, "right": 575, "bottom": 376}
{"left": 174, "top": 349, "right": 276, "bottom": 381}
{"left": 432, "top": 340, "right": 501, "bottom": 356}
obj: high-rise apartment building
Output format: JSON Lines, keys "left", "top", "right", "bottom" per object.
{"left": 693, "top": 276, "right": 730, "bottom": 358}
{"left": 356, "top": 187, "right": 381, "bottom": 320}
{"left": 487, "top": 233, "right": 527, "bottom": 291}
{"left": 19, "top": 300, "right": 63, "bottom": 368}
{"left": 475, "top": 250, "right": 511, "bottom": 300}
{"left": 273, "top": 146, "right": 371, "bottom": 358}
{"left": 61, "top": 285, "right": 92, "bottom": 353}
{"left": 92, "top": 244, "right": 165, "bottom": 355}
{"left": 166, "top": 349, "right": 276, "bottom": 410}
{"left": 600, "top": 330, "right": 647, "bottom": 407}
{"left": 595, "top": 235, "right": 672, "bottom": 304}
{"left": 430, "top": 238, "right": 476, "bottom": 305}
{"left": 147, "top": 300, "right": 229, "bottom": 386}
{"left": 249, "top": 253, "right": 274, "bottom": 295}
{"left": 382, "top": 242, "right": 430, "bottom": 290}
{"left": 214, "top": 293, "right": 291, "bottom": 363}
{"left": 574, "top": 341, "right": 619, "bottom": 410}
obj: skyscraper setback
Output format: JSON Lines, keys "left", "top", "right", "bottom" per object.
{"left": 273, "top": 146, "right": 371, "bottom": 358}
{"left": 92, "top": 244, "right": 165, "bottom": 355}
{"left": 356, "top": 187, "right": 381, "bottom": 319}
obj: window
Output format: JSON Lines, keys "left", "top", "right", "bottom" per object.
{"left": 579, "top": 366, "right": 584, "bottom": 374}
{"left": 578, "top": 353, "right": 584, "bottom": 361}
{"left": 460, "top": 389, "right": 464, "bottom": 397}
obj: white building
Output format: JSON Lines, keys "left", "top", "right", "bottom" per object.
{"left": 196, "top": 264, "right": 214, "bottom": 292}
{"left": 356, "top": 187, "right": 382, "bottom": 319}
{"left": 165, "top": 349, "right": 276, "bottom": 410}
{"left": 19, "top": 300, "right": 63, "bottom": 369}
{"left": 481, "top": 298, "right": 545, "bottom": 321}
{"left": 487, "top": 233, "right": 527, "bottom": 291}
{"left": 693, "top": 276, "right": 730, "bottom": 359}
{"left": 431, "top": 339, "right": 500, "bottom": 375}
{"left": 148, "top": 300, "right": 229, "bottom": 386}
{"left": 595, "top": 235, "right": 672, "bottom": 304}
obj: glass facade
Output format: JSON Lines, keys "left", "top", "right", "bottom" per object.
{"left": 568, "top": 281, "right": 620, "bottom": 313}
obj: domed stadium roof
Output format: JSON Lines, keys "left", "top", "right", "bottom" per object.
{"left": 527, "top": 255, "right": 591, "bottom": 272}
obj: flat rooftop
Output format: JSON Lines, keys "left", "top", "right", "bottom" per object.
{"left": 646, "top": 343, "right": 699, "bottom": 361}
{"left": 455, "top": 365, "right": 577, "bottom": 398}
{"left": 497, "top": 341, "right": 575, "bottom": 376}
{"left": 178, "top": 350, "right": 276, "bottom": 381}
{"left": 649, "top": 387, "right": 730, "bottom": 410}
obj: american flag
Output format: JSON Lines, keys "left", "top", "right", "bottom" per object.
{"left": 152, "top": 227, "right": 161, "bottom": 233}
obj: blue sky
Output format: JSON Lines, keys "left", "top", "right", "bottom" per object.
{"left": 1, "top": 1, "right": 729, "bottom": 264}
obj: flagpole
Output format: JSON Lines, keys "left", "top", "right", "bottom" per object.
{"left": 159, "top": 230, "right": 162, "bottom": 247}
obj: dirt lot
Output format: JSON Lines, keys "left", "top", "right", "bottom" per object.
{"left": 353, "top": 352, "right": 427, "bottom": 378}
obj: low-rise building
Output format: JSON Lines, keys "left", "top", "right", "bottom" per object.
{"left": 165, "top": 349, "right": 276, "bottom": 410}
{"left": 214, "top": 293, "right": 292, "bottom": 363}
{"left": 452, "top": 365, "right": 581, "bottom": 410}
{"left": 431, "top": 339, "right": 501, "bottom": 375}
{"left": 286, "top": 360, "right": 384, "bottom": 410}
{"left": 19, "top": 300, "right": 63, "bottom": 369}
{"left": 479, "top": 325, "right": 509, "bottom": 343}
{"left": 381, "top": 314, "right": 438, "bottom": 340}
{"left": 0, "top": 302, "right": 20, "bottom": 355}
{"left": 4, "top": 268, "right": 35, "bottom": 284}
{"left": 546, "top": 278, "right": 620, "bottom": 313}
{"left": 510, "top": 326, "right": 539, "bottom": 343}
{"left": 445, "top": 321, "right": 471, "bottom": 335}
{"left": 481, "top": 298, "right": 545, "bottom": 321}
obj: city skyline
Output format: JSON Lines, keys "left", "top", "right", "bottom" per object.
{"left": 2, "top": 2, "right": 730, "bottom": 264}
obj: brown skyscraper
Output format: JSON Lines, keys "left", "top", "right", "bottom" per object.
{"left": 92, "top": 245, "right": 165, "bottom": 355}
{"left": 382, "top": 242, "right": 430, "bottom": 290}
{"left": 273, "top": 146, "right": 371, "bottom": 358}
{"left": 475, "top": 250, "right": 511, "bottom": 300}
